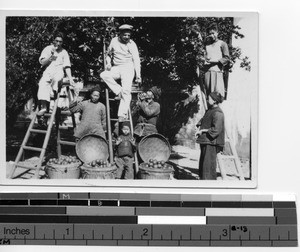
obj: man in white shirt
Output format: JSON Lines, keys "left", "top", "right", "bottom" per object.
{"left": 100, "top": 24, "right": 141, "bottom": 121}
{"left": 37, "top": 32, "right": 75, "bottom": 116}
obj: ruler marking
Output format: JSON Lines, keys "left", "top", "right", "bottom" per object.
{"left": 63, "top": 234, "right": 65, "bottom": 240}
{"left": 131, "top": 230, "right": 133, "bottom": 240}
{"left": 249, "top": 230, "right": 251, "bottom": 240}
{"left": 112, "top": 226, "right": 114, "bottom": 240}
{"left": 44, "top": 234, "right": 46, "bottom": 240}
{"left": 122, "top": 234, "right": 124, "bottom": 240}
{"left": 269, "top": 227, "right": 271, "bottom": 240}
{"left": 189, "top": 226, "right": 192, "bottom": 240}
{"left": 53, "top": 229, "right": 55, "bottom": 239}
{"left": 34, "top": 225, "right": 36, "bottom": 239}
{"left": 92, "top": 230, "right": 95, "bottom": 240}
{"left": 171, "top": 230, "right": 173, "bottom": 240}
{"left": 288, "top": 231, "right": 290, "bottom": 240}
{"left": 102, "top": 234, "right": 104, "bottom": 240}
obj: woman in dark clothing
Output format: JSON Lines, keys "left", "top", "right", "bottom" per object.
{"left": 69, "top": 87, "right": 106, "bottom": 141}
{"left": 196, "top": 91, "right": 225, "bottom": 180}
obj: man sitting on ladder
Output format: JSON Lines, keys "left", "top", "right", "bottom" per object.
{"left": 37, "top": 32, "right": 75, "bottom": 126}
{"left": 100, "top": 24, "right": 142, "bottom": 122}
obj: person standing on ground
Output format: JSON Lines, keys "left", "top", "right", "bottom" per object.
{"left": 37, "top": 32, "right": 75, "bottom": 117}
{"left": 100, "top": 24, "right": 141, "bottom": 121}
{"left": 195, "top": 91, "right": 225, "bottom": 180}
{"left": 202, "top": 23, "right": 230, "bottom": 98}
{"left": 69, "top": 86, "right": 106, "bottom": 141}
{"left": 114, "top": 121, "right": 136, "bottom": 179}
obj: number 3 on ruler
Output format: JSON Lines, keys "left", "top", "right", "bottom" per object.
{"left": 222, "top": 229, "right": 228, "bottom": 237}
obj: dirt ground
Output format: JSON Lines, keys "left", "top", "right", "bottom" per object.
{"left": 6, "top": 119, "right": 250, "bottom": 180}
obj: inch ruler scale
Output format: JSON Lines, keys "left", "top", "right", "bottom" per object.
{"left": 0, "top": 193, "right": 298, "bottom": 247}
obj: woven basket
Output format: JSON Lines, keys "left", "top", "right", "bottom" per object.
{"left": 45, "top": 162, "right": 81, "bottom": 179}
{"left": 139, "top": 162, "right": 174, "bottom": 180}
{"left": 76, "top": 134, "right": 109, "bottom": 164}
{"left": 138, "top": 133, "right": 171, "bottom": 163}
{"left": 80, "top": 163, "right": 117, "bottom": 179}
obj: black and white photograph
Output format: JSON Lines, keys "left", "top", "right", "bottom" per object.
{"left": 1, "top": 12, "right": 258, "bottom": 188}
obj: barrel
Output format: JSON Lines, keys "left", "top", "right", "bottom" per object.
{"left": 76, "top": 134, "right": 109, "bottom": 164}
{"left": 45, "top": 162, "right": 81, "bottom": 179}
{"left": 139, "top": 162, "right": 174, "bottom": 180}
{"left": 80, "top": 164, "right": 117, "bottom": 179}
{"left": 138, "top": 133, "right": 171, "bottom": 162}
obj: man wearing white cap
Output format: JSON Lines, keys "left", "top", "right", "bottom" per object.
{"left": 100, "top": 24, "right": 141, "bottom": 121}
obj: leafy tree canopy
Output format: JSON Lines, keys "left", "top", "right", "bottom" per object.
{"left": 6, "top": 16, "right": 249, "bottom": 140}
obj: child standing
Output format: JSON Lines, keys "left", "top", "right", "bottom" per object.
{"left": 69, "top": 86, "right": 106, "bottom": 141}
{"left": 114, "top": 121, "right": 136, "bottom": 179}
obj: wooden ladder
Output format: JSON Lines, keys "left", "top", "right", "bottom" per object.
{"left": 105, "top": 88, "right": 140, "bottom": 175}
{"left": 217, "top": 123, "right": 245, "bottom": 180}
{"left": 9, "top": 83, "right": 76, "bottom": 179}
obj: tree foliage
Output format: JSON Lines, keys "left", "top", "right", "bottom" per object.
{"left": 6, "top": 16, "right": 249, "bottom": 139}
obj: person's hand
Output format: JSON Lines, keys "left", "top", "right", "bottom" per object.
{"left": 130, "top": 138, "right": 136, "bottom": 145}
{"left": 76, "top": 96, "right": 83, "bottom": 102}
{"left": 115, "top": 137, "right": 122, "bottom": 145}
{"left": 69, "top": 78, "right": 75, "bottom": 87}
{"left": 135, "top": 76, "right": 142, "bottom": 84}
{"left": 195, "top": 129, "right": 206, "bottom": 137}
{"left": 106, "top": 63, "right": 112, "bottom": 71}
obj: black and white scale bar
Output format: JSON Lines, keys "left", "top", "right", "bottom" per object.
{"left": 0, "top": 223, "right": 297, "bottom": 247}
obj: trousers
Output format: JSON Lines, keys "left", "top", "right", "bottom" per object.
{"left": 115, "top": 156, "right": 134, "bottom": 179}
{"left": 38, "top": 69, "right": 64, "bottom": 102}
{"left": 100, "top": 64, "right": 135, "bottom": 118}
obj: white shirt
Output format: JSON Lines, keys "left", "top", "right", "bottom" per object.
{"left": 108, "top": 37, "right": 141, "bottom": 77}
{"left": 39, "top": 45, "right": 71, "bottom": 75}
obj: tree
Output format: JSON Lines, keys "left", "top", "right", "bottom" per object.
{"left": 6, "top": 16, "right": 250, "bottom": 142}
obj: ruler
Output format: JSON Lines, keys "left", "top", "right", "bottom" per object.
{"left": 0, "top": 193, "right": 298, "bottom": 247}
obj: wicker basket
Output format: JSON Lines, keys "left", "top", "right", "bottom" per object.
{"left": 45, "top": 162, "right": 81, "bottom": 179}
{"left": 76, "top": 134, "right": 109, "bottom": 163}
{"left": 139, "top": 162, "right": 174, "bottom": 180}
{"left": 138, "top": 133, "right": 171, "bottom": 163}
{"left": 80, "top": 163, "right": 117, "bottom": 179}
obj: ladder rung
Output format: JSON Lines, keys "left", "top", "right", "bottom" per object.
{"left": 60, "top": 111, "right": 71, "bottom": 116}
{"left": 22, "top": 146, "right": 43, "bottom": 152}
{"left": 59, "top": 140, "right": 76, "bottom": 146}
{"left": 110, "top": 118, "right": 118, "bottom": 122}
{"left": 44, "top": 113, "right": 52, "bottom": 117}
{"left": 16, "top": 163, "right": 40, "bottom": 170}
{"left": 59, "top": 125, "right": 74, "bottom": 130}
{"left": 219, "top": 155, "right": 236, "bottom": 160}
{"left": 30, "top": 129, "right": 47, "bottom": 134}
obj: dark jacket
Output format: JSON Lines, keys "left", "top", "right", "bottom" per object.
{"left": 196, "top": 106, "right": 225, "bottom": 147}
{"left": 115, "top": 135, "right": 136, "bottom": 158}
{"left": 134, "top": 100, "right": 160, "bottom": 137}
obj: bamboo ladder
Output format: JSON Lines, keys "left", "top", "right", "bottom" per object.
{"left": 9, "top": 82, "right": 76, "bottom": 179}
{"left": 216, "top": 121, "right": 245, "bottom": 180}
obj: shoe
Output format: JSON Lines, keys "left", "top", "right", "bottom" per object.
{"left": 114, "top": 93, "right": 122, "bottom": 100}
{"left": 37, "top": 116, "right": 47, "bottom": 129}
{"left": 37, "top": 108, "right": 47, "bottom": 116}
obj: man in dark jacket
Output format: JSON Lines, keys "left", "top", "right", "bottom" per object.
{"left": 196, "top": 91, "right": 225, "bottom": 180}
